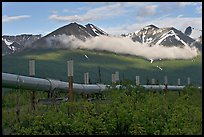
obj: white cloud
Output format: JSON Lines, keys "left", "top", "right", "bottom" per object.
{"left": 2, "top": 15, "right": 30, "bottom": 23}
{"left": 63, "top": 7, "right": 90, "bottom": 14}
{"left": 177, "top": 14, "right": 183, "bottom": 18}
{"left": 49, "top": 14, "right": 91, "bottom": 22}
{"left": 176, "top": 2, "right": 198, "bottom": 7}
{"left": 51, "top": 10, "right": 58, "bottom": 14}
{"left": 137, "top": 5, "right": 158, "bottom": 17}
{"left": 176, "top": 2, "right": 202, "bottom": 15}
{"left": 43, "top": 35, "right": 199, "bottom": 60}
{"left": 49, "top": 3, "right": 127, "bottom": 22}
{"left": 196, "top": 6, "right": 202, "bottom": 14}
{"left": 63, "top": 9, "right": 70, "bottom": 12}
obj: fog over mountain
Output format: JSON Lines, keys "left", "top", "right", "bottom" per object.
{"left": 43, "top": 34, "right": 199, "bottom": 60}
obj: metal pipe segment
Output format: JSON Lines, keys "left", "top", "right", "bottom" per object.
{"left": 142, "top": 85, "right": 185, "bottom": 91}
{"left": 3, "top": 73, "right": 200, "bottom": 93}
{"left": 2, "top": 73, "right": 108, "bottom": 93}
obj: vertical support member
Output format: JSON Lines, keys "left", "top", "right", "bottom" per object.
{"left": 115, "top": 71, "right": 119, "bottom": 84}
{"left": 112, "top": 73, "right": 116, "bottom": 85}
{"left": 136, "top": 76, "right": 140, "bottom": 86}
{"left": 164, "top": 75, "right": 168, "bottom": 93}
{"left": 187, "top": 77, "right": 191, "bottom": 85}
{"left": 152, "top": 78, "right": 155, "bottom": 85}
{"left": 29, "top": 59, "right": 36, "bottom": 111}
{"left": 16, "top": 75, "right": 21, "bottom": 122}
{"left": 177, "top": 78, "right": 181, "bottom": 96}
{"left": 67, "top": 60, "right": 73, "bottom": 101}
{"left": 84, "top": 72, "right": 89, "bottom": 84}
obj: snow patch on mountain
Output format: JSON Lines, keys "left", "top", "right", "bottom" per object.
{"left": 90, "top": 24, "right": 100, "bottom": 36}
{"left": 156, "top": 30, "right": 188, "bottom": 46}
{"left": 2, "top": 38, "right": 13, "bottom": 46}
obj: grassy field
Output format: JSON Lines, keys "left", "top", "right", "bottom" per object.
{"left": 2, "top": 48, "right": 202, "bottom": 85}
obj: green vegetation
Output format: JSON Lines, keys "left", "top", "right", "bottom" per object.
{"left": 2, "top": 85, "right": 202, "bottom": 135}
{"left": 2, "top": 49, "right": 202, "bottom": 85}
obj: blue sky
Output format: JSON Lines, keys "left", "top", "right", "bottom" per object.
{"left": 2, "top": 2, "right": 202, "bottom": 38}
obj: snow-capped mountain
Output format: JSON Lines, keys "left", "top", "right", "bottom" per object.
{"left": 125, "top": 25, "right": 196, "bottom": 48}
{"left": 85, "top": 23, "right": 109, "bottom": 36}
{"left": 2, "top": 34, "right": 41, "bottom": 46}
{"left": 2, "top": 34, "right": 41, "bottom": 55}
{"left": 2, "top": 37, "right": 23, "bottom": 55}
{"left": 2, "top": 40, "right": 13, "bottom": 55}
{"left": 3, "top": 22, "right": 201, "bottom": 55}
{"left": 126, "top": 25, "right": 159, "bottom": 44}
{"left": 31, "top": 22, "right": 109, "bottom": 49}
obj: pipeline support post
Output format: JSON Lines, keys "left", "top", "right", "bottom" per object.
{"left": 84, "top": 72, "right": 89, "bottom": 84}
{"left": 136, "top": 76, "right": 140, "bottom": 86}
{"left": 29, "top": 59, "right": 36, "bottom": 111}
{"left": 16, "top": 76, "right": 21, "bottom": 122}
{"left": 115, "top": 71, "right": 119, "bottom": 84}
{"left": 152, "top": 78, "right": 155, "bottom": 85}
{"left": 67, "top": 60, "right": 73, "bottom": 101}
{"left": 178, "top": 78, "right": 181, "bottom": 96}
{"left": 187, "top": 77, "right": 191, "bottom": 85}
{"left": 112, "top": 73, "right": 116, "bottom": 85}
{"left": 164, "top": 76, "right": 168, "bottom": 94}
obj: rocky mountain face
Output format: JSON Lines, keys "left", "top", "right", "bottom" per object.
{"left": 123, "top": 25, "right": 196, "bottom": 48}
{"left": 85, "top": 23, "right": 109, "bottom": 37}
{"left": 30, "top": 22, "right": 109, "bottom": 49}
{"left": 2, "top": 34, "right": 41, "bottom": 55}
{"left": 2, "top": 40, "right": 13, "bottom": 55}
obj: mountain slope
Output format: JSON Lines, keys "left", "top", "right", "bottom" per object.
{"left": 2, "top": 40, "right": 13, "bottom": 55}
{"left": 30, "top": 22, "right": 109, "bottom": 49}
{"left": 2, "top": 38, "right": 24, "bottom": 55}
{"left": 2, "top": 48, "right": 202, "bottom": 85}
{"left": 125, "top": 25, "right": 196, "bottom": 48}
{"left": 2, "top": 34, "right": 41, "bottom": 46}
{"left": 85, "top": 23, "right": 109, "bottom": 36}
{"left": 2, "top": 34, "right": 41, "bottom": 55}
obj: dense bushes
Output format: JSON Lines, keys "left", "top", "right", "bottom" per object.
{"left": 2, "top": 85, "right": 202, "bottom": 135}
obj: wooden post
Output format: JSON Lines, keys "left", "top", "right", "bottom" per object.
{"left": 29, "top": 59, "right": 36, "bottom": 111}
{"left": 69, "top": 76, "right": 73, "bottom": 101}
{"left": 31, "top": 91, "right": 36, "bottom": 110}
{"left": 67, "top": 60, "right": 73, "bottom": 101}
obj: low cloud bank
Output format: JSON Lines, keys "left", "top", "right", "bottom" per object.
{"left": 45, "top": 34, "right": 199, "bottom": 60}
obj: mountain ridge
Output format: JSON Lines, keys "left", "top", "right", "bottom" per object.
{"left": 123, "top": 25, "right": 197, "bottom": 48}
{"left": 2, "top": 22, "right": 202, "bottom": 56}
